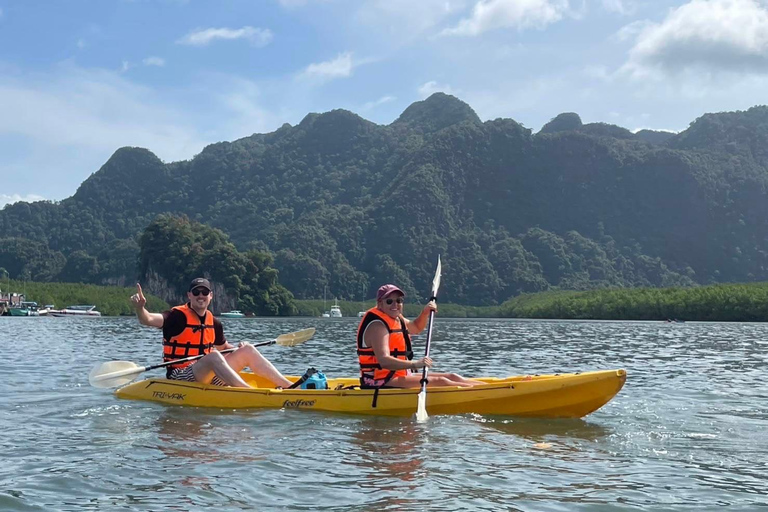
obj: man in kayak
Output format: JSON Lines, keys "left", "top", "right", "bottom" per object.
{"left": 130, "top": 278, "right": 292, "bottom": 389}
{"left": 356, "top": 284, "right": 483, "bottom": 388}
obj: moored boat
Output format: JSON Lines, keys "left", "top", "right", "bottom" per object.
{"left": 50, "top": 305, "right": 101, "bottom": 317}
{"left": 38, "top": 304, "right": 57, "bottom": 316}
{"left": 115, "top": 369, "right": 626, "bottom": 418}
{"left": 8, "top": 301, "right": 40, "bottom": 316}
{"left": 219, "top": 310, "right": 246, "bottom": 318}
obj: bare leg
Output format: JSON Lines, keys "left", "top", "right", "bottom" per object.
{"left": 224, "top": 344, "right": 292, "bottom": 388}
{"left": 432, "top": 372, "right": 485, "bottom": 386}
{"left": 388, "top": 373, "right": 482, "bottom": 389}
{"left": 192, "top": 351, "right": 252, "bottom": 388}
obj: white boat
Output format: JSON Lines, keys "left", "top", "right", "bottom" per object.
{"left": 50, "top": 305, "right": 102, "bottom": 317}
{"left": 38, "top": 304, "right": 56, "bottom": 316}
{"left": 330, "top": 299, "right": 342, "bottom": 318}
{"left": 357, "top": 311, "right": 365, "bottom": 317}
{"left": 219, "top": 310, "right": 245, "bottom": 318}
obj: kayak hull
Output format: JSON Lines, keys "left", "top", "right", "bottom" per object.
{"left": 115, "top": 369, "right": 626, "bottom": 418}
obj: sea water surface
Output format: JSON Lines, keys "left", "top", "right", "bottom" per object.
{"left": 1, "top": 316, "right": 767, "bottom": 511}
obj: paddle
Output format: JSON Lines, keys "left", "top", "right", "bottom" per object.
{"left": 415, "top": 255, "right": 441, "bottom": 422}
{"left": 89, "top": 327, "right": 316, "bottom": 389}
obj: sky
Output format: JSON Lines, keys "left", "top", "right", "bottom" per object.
{"left": 2, "top": 0, "right": 768, "bottom": 207}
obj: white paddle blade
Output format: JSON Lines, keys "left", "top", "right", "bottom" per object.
{"left": 89, "top": 361, "right": 143, "bottom": 388}
{"left": 275, "top": 328, "right": 316, "bottom": 347}
{"left": 431, "top": 255, "right": 442, "bottom": 298}
{"left": 415, "top": 390, "right": 429, "bottom": 422}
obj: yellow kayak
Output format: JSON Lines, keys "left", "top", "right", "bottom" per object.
{"left": 115, "top": 369, "right": 626, "bottom": 418}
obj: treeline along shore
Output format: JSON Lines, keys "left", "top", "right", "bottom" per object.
{"left": 7, "top": 279, "right": 768, "bottom": 321}
{"left": 1, "top": 280, "right": 169, "bottom": 316}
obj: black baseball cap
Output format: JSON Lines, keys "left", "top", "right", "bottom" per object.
{"left": 188, "top": 278, "right": 212, "bottom": 292}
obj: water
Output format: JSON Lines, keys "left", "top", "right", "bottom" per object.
{"left": 2, "top": 316, "right": 767, "bottom": 511}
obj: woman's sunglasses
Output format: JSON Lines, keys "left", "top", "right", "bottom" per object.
{"left": 191, "top": 288, "right": 210, "bottom": 296}
{"left": 385, "top": 297, "right": 404, "bottom": 305}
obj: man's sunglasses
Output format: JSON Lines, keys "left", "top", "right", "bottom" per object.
{"left": 191, "top": 288, "right": 210, "bottom": 296}
{"left": 385, "top": 297, "right": 404, "bottom": 305}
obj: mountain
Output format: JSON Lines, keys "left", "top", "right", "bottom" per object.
{"left": 2, "top": 95, "right": 768, "bottom": 305}
{"left": 392, "top": 92, "right": 481, "bottom": 133}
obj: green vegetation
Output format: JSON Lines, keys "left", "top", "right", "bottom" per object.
{"left": 2, "top": 94, "right": 768, "bottom": 307}
{"left": 138, "top": 214, "right": 296, "bottom": 316}
{"left": 500, "top": 283, "right": 768, "bottom": 322}
{"left": 6, "top": 278, "right": 767, "bottom": 321}
{"left": 1, "top": 279, "right": 168, "bottom": 316}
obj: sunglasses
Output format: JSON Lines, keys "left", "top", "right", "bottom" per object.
{"left": 385, "top": 297, "right": 404, "bottom": 305}
{"left": 191, "top": 288, "right": 210, "bottom": 296}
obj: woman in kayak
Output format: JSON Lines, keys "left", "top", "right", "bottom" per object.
{"left": 356, "top": 284, "right": 483, "bottom": 389}
{"left": 131, "top": 278, "right": 292, "bottom": 389}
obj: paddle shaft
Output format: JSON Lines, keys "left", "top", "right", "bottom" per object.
{"left": 143, "top": 340, "right": 278, "bottom": 371}
{"left": 94, "top": 340, "right": 277, "bottom": 381}
{"left": 419, "top": 309, "right": 436, "bottom": 389}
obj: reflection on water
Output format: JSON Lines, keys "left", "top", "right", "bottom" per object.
{"left": 353, "top": 418, "right": 426, "bottom": 486}
{"left": 3, "top": 316, "right": 768, "bottom": 510}
{"left": 475, "top": 415, "right": 612, "bottom": 444}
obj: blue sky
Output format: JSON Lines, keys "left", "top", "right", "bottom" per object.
{"left": 2, "top": 0, "right": 768, "bottom": 207}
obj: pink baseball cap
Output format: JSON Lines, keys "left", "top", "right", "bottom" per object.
{"left": 376, "top": 284, "right": 405, "bottom": 301}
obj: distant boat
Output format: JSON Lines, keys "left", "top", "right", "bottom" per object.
{"left": 9, "top": 301, "right": 40, "bottom": 317}
{"left": 329, "top": 299, "right": 342, "bottom": 318}
{"left": 38, "top": 304, "right": 56, "bottom": 316}
{"left": 357, "top": 311, "right": 365, "bottom": 317}
{"left": 220, "top": 310, "right": 245, "bottom": 318}
{"left": 50, "top": 305, "right": 101, "bottom": 317}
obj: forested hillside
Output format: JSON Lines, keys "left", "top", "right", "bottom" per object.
{"left": 2, "top": 93, "right": 768, "bottom": 305}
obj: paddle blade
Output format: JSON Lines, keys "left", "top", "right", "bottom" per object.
{"left": 415, "top": 390, "right": 429, "bottom": 422}
{"left": 431, "top": 255, "right": 442, "bottom": 298}
{"left": 275, "top": 328, "right": 315, "bottom": 347}
{"left": 89, "top": 361, "right": 143, "bottom": 388}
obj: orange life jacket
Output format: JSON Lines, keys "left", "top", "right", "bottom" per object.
{"left": 163, "top": 304, "right": 215, "bottom": 370}
{"left": 356, "top": 307, "right": 413, "bottom": 386}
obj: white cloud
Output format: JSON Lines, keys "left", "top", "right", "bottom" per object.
{"left": 442, "top": 0, "right": 570, "bottom": 36}
{"left": 602, "top": 0, "right": 638, "bottom": 15}
{"left": 361, "top": 95, "right": 396, "bottom": 111}
{"left": 0, "top": 194, "right": 46, "bottom": 209}
{"left": 210, "top": 75, "right": 288, "bottom": 138}
{"left": 613, "top": 19, "right": 652, "bottom": 42}
{"left": 356, "top": 0, "right": 468, "bottom": 37}
{"left": 143, "top": 56, "right": 166, "bottom": 67}
{"left": 299, "top": 52, "right": 354, "bottom": 81}
{"left": 77, "top": 38, "right": 87, "bottom": 49}
{"left": 418, "top": 80, "right": 457, "bottom": 97}
{"left": 621, "top": 0, "right": 768, "bottom": 79}
{"left": 177, "top": 26, "right": 273, "bottom": 47}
